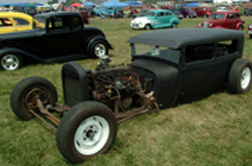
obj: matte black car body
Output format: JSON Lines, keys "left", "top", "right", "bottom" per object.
{"left": 127, "top": 28, "right": 245, "bottom": 108}
{"left": 0, "top": 12, "right": 112, "bottom": 70}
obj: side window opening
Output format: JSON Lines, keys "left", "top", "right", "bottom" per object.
{"left": 216, "top": 40, "right": 237, "bottom": 57}
{"left": 185, "top": 44, "right": 214, "bottom": 63}
{"left": 13, "top": 18, "right": 29, "bottom": 25}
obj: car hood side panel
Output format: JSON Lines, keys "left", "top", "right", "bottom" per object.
{"left": 129, "top": 58, "right": 180, "bottom": 108}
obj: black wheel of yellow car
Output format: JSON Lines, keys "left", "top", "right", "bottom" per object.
{"left": 56, "top": 101, "right": 117, "bottom": 164}
{"left": 10, "top": 77, "right": 58, "bottom": 120}
{"left": 0, "top": 53, "right": 22, "bottom": 70}
{"left": 228, "top": 58, "right": 252, "bottom": 94}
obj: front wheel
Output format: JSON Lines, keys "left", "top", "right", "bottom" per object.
{"left": 145, "top": 24, "right": 151, "bottom": 30}
{"left": 0, "top": 53, "right": 22, "bottom": 70}
{"left": 250, "top": 34, "right": 252, "bottom": 39}
{"left": 228, "top": 58, "right": 252, "bottom": 94}
{"left": 172, "top": 23, "right": 177, "bottom": 28}
{"left": 88, "top": 40, "right": 109, "bottom": 58}
{"left": 56, "top": 101, "right": 117, "bottom": 164}
{"left": 10, "top": 77, "right": 58, "bottom": 120}
{"left": 238, "top": 25, "right": 243, "bottom": 31}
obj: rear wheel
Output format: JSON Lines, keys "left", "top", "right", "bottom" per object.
{"left": 228, "top": 58, "right": 252, "bottom": 94}
{"left": 0, "top": 53, "right": 22, "bottom": 70}
{"left": 250, "top": 34, "right": 252, "bottom": 38}
{"left": 88, "top": 40, "right": 109, "bottom": 58}
{"left": 56, "top": 101, "right": 117, "bottom": 164}
{"left": 145, "top": 24, "right": 151, "bottom": 30}
{"left": 10, "top": 77, "right": 58, "bottom": 120}
{"left": 203, "top": 14, "right": 207, "bottom": 18}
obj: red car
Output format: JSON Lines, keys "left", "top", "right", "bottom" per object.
{"left": 196, "top": 11, "right": 245, "bottom": 31}
{"left": 248, "top": 23, "right": 252, "bottom": 38}
{"left": 193, "top": 6, "right": 212, "bottom": 17}
{"left": 77, "top": 10, "right": 90, "bottom": 24}
{"left": 229, "top": 7, "right": 240, "bottom": 13}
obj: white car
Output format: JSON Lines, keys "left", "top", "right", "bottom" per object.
{"left": 130, "top": 9, "right": 180, "bottom": 30}
{"left": 217, "top": 7, "right": 228, "bottom": 12}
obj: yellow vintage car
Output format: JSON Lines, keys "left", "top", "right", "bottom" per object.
{"left": 0, "top": 12, "right": 35, "bottom": 34}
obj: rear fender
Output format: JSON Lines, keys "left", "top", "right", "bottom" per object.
{"left": 86, "top": 35, "right": 113, "bottom": 51}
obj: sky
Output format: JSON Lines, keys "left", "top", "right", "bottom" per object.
{"left": 0, "top": 0, "right": 65, "bottom": 4}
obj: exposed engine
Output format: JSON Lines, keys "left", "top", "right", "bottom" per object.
{"left": 88, "top": 56, "right": 142, "bottom": 112}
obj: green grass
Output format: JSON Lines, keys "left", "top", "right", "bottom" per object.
{"left": 1, "top": 16, "right": 252, "bottom": 166}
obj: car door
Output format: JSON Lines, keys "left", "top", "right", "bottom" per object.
{"left": 179, "top": 44, "right": 222, "bottom": 103}
{"left": 153, "top": 11, "right": 165, "bottom": 28}
{"left": 225, "top": 13, "right": 236, "bottom": 29}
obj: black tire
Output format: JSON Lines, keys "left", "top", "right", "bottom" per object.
{"left": 250, "top": 34, "right": 252, "bottom": 39}
{"left": 0, "top": 53, "right": 23, "bottom": 70}
{"left": 88, "top": 40, "right": 109, "bottom": 58}
{"left": 238, "top": 25, "right": 243, "bottom": 31}
{"left": 172, "top": 23, "right": 177, "bottom": 28}
{"left": 10, "top": 76, "right": 58, "bottom": 120}
{"left": 56, "top": 101, "right": 117, "bottom": 164}
{"left": 145, "top": 24, "right": 151, "bottom": 30}
{"left": 203, "top": 14, "right": 207, "bottom": 18}
{"left": 228, "top": 58, "right": 252, "bottom": 94}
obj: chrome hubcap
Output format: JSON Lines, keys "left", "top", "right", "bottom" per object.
{"left": 94, "top": 44, "right": 106, "bottom": 58}
{"left": 1, "top": 54, "right": 20, "bottom": 70}
{"left": 241, "top": 67, "right": 251, "bottom": 89}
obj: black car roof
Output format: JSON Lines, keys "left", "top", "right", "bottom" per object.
{"left": 127, "top": 28, "right": 244, "bottom": 49}
{"left": 34, "top": 11, "right": 81, "bottom": 19}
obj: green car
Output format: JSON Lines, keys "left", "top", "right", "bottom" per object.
{"left": 131, "top": 9, "right": 180, "bottom": 30}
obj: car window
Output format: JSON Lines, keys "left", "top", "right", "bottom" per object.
{"left": 185, "top": 44, "right": 214, "bottom": 63}
{"left": 227, "top": 14, "right": 234, "bottom": 19}
{"left": 48, "top": 16, "right": 70, "bottom": 32}
{"left": 70, "top": 16, "right": 82, "bottom": 29}
{"left": 133, "top": 44, "right": 181, "bottom": 64}
{"left": 216, "top": 40, "right": 238, "bottom": 57}
{"left": 165, "top": 12, "right": 172, "bottom": 16}
{"left": 209, "top": 14, "right": 225, "bottom": 19}
{"left": 157, "top": 12, "right": 165, "bottom": 17}
{"left": 235, "top": 13, "right": 240, "bottom": 18}
{"left": 13, "top": 18, "right": 29, "bottom": 25}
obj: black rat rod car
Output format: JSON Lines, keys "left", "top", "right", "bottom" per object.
{"left": 0, "top": 12, "right": 112, "bottom": 71}
{"left": 10, "top": 28, "right": 252, "bottom": 163}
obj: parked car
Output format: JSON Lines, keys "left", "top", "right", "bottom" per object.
{"left": 193, "top": 6, "right": 212, "bottom": 17}
{"left": 167, "top": 9, "right": 184, "bottom": 19}
{"left": 248, "top": 23, "right": 252, "bottom": 38}
{"left": 229, "top": 7, "right": 240, "bottom": 13}
{"left": 0, "top": 12, "right": 112, "bottom": 71}
{"left": 244, "top": 8, "right": 252, "bottom": 16}
{"left": 131, "top": 9, "right": 180, "bottom": 30}
{"left": 196, "top": 11, "right": 245, "bottom": 31}
{"left": 178, "top": 7, "right": 197, "bottom": 18}
{"left": 79, "top": 7, "right": 96, "bottom": 17}
{"left": 77, "top": 10, "right": 90, "bottom": 23}
{"left": 0, "top": 12, "right": 35, "bottom": 34}
{"left": 10, "top": 28, "right": 252, "bottom": 164}
{"left": 217, "top": 6, "right": 228, "bottom": 11}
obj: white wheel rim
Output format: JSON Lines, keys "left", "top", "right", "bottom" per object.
{"left": 1, "top": 54, "right": 20, "bottom": 70}
{"left": 74, "top": 115, "right": 110, "bottom": 156}
{"left": 240, "top": 67, "right": 251, "bottom": 90}
{"left": 94, "top": 44, "right": 106, "bottom": 58}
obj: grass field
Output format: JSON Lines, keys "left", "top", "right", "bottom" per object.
{"left": 1, "top": 16, "right": 252, "bottom": 166}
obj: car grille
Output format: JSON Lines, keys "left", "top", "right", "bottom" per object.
{"left": 203, "top": 22, "right": 209, "bottom": 28}
{"left": 132, "top": 23, "right": 139, "bottom": 28}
